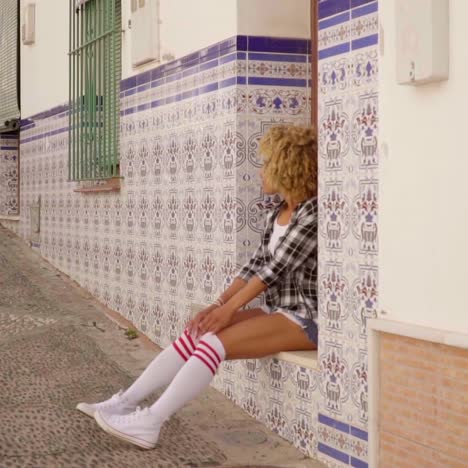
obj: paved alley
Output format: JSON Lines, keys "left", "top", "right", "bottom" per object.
{"left": 0, "top": 226, "right": 324, "bottom": 468}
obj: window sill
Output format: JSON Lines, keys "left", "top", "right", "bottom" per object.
{"left": 0, "top": 215, "right": 20, "bottom": 221}
{"left": 74, "top": 177, "right": 122, "bottom": 193}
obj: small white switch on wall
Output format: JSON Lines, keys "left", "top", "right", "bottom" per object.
{"left": 22, "top": 3, "right": 35, "bottom": 46}
{"left": 132, "top": 0, "right": 161, "bottom": 67}
{"left": 395, "top": 0, "right": 449, "bottom": 85}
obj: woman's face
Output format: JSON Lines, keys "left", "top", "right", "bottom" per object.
{"left": 260, "top": 165, "right": 276, "bottom": 195}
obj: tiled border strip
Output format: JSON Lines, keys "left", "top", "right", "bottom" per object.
{"left": 319, "top": 0, "right": 375, "bottom": 19}
{"left": 20, "top": 17, "right": 377, "bottom": 141}
{"left": 318, "top": 413, "right": 368, "bottom": 467}
{"left": 351, "top": 1, "right": 378, "bottom": 18}
{"left": 120, "top": 35, "right": 310, "bottom": 91}
{"left": 0, "top": 133, "right": 19, "bottom": 139}
{"left": 24, "top": 104, "right": 69, "bottom": 124}
{"left": 21, "top": 126, "right": 69, "bottom": 145}
{"left": 21, "top": 35, "right": 311, "bottom": 133}
{"left": 319, "top": 0, "right": 377, "bottom": 59}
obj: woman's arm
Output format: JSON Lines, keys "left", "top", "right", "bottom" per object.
{"left": 220, "top": 205, "right": 318, "bottom": 312}
{"left": 235, "top": 243, "right": 265, "bottom": 284}
{"left": 199, "top": 276, "right": 267, "bottom": 334}
{"left": 235, "top": 210, "right": 275, "bottom": 283}
{"left": 224, "top": 276, "right": 267, "bottom": 311}
{"left": 255, "top": 212, "right": 317, "bottom": 289}
{"left": 217, "top": 277, "right": 248, "bottom": 305}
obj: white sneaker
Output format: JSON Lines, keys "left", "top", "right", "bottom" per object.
{"left": 95, "top": 407, "right": 162, "bottom": 450}
{"left": 76, "top": 391, "right": 136, "bottom": 418}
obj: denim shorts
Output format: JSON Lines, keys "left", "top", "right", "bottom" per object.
{"left": 261, "top": 306, "right": 318, "bottom": 345}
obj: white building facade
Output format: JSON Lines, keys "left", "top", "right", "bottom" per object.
{"left": 17, "top": 1, "right": 468, "bottom": 466}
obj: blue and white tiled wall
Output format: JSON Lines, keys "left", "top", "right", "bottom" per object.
{"left": 113, "top": 37, "right": 316, "bottom": 455}
{"left": 6, "top": 3, "right": 378, "bottom": 461}
{"left": 0, "top": 133, "right": 19, "bottom": 216}
{"left": 116, "top": 35, "right": 312, "bottom": 347}
{"left": 13, "top": 34, "right": 319, "bottom": 457}
{"left": 316, "top": 0, "right": 378, "bottom": 466}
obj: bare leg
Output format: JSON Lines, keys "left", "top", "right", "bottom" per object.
{"left": 227, "top": 307, "right": 267, "bottom": 326}
{"left": 93, "top": 311, "right": 316, "bottom": 449}
{"left": 218, "top": 312, "right": 316, "bottom": 360}
{"left": 112, "top": 309, "right": 267, "bottom": 404}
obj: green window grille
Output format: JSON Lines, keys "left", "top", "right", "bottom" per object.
{"left": 68, "top": 0, "right": 121, "bottom": 181}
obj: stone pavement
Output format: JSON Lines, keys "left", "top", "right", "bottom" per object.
{"left": 0, "top": 226, "right": 325, "bottom": 468}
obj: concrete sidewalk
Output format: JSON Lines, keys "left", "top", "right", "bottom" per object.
{"left": 0, "top": 226, "right": 325, "bottom": 468}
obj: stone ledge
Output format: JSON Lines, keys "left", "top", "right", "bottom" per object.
{"left": 274, "top": 350, "right": 318, "bottom": 369}
{"left": 0, "top": 215, "right": 20, "bottom": 221}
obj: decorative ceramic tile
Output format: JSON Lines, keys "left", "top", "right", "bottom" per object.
{"left": 248, "top": 56, "right": 308, "bottom": 81}
{"left": 351, "top": 265, "right": 378, "bottom": 340}
{"left": 318, "top": 338, "right": 351, "bottom": 416}
{"left": 319, "top": 262, "right": 350, "bottom": 334}
{"left": 351, "top": 91, "right": 378, "bottom": 169}
{"left": 350, "top": 347, "right": 370, "bottom": 427}
{"left": 350, "top": 2, "right": 378, "bottom": 42}
{"left": 349, "top": 49, "right": 378, "bottom": 90}
{"left": 246, "top": 86, "right": 309, "bottom": 116}
{"left": 352, "top": 180, "right": 378, "bottom": 255}
{"left": 319, "top": 55, "right": 350, "bottom": 97}
{"left": 320, "top": 96, "right": 351, "bottom": 173}
{"left": 319, "top": 182, "right": 351, "bottom": 252}
{"left": 317, "top": 411, "right": 368, "bottom": 466}
{"left": 319, "top": 16, "right": 351, "bottom": 51}
{"left": 0, "top": 135, "right": 19, "bottom": 216}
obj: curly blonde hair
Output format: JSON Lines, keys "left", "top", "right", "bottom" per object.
{"left": 260, "top": 125, "right": 317, "bottom": 201}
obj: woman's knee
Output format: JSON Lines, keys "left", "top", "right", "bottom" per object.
{"left": 195, "top": 333, "right": 227, "bottom": 364}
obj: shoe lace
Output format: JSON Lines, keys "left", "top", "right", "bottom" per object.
{"left": 117, "top": 406, "right": 149, "bottom": 423}
{"left": 112, "top": 406, "right": 157, "bottom": 424}
{"left": 102, "top": 390, "right": 124, "bottom": 408}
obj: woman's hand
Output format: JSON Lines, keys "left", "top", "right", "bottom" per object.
{"left": 198, "top": 304, "right": 236, "bottom": 336}
{"left": 186, "top": 305, "right": 217, "bottom": 336}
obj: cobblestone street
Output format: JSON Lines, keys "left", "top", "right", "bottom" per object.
{"left": 0, "top": 226, "right": 324, "bottom": 468}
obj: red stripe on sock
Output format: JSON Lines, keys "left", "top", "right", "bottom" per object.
{"left": 178, "top": 335, "right": 193, "bottom": 356}
{"left": 173, "top": 342, "right": 188, "bottom": 361}
{"left": 199, "top": 340, "right": 222, "bottom": 365}
{"left": 193, "top": 352, "right": 216, "bottom": 375}
{"left": 184, "top": 329, "right": 196, "bottom": 350}
{"left": 196, "top": 347, "right": 218, "bottom": 370}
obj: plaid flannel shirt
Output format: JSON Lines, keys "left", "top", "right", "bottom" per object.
{"left": 236, "top": 197, "right": 318, "bottom": 323}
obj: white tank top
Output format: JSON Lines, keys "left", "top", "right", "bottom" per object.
{"left": 268, "top": 216, "right": 289, "bottom": 254}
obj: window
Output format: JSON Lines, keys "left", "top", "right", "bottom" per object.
{"left": 68, "top": 0, "right": 121, "bottom": 181}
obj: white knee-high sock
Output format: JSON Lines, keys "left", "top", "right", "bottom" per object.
{"left": 122, "top": 329, "right": 199, "bottom": 404}
{"left": 148, "top": 333, "right": 226, "bottom": 422}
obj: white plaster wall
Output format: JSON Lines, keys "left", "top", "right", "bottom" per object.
{"left": 21, "top": 0, "right": 311, "bottom": 112}
{"left": 379, "top": 0, "right": 468, "bottom": 334}
{"left": 123, "top": 0, "right": 311, "bottom": 78}
{"left": 237, "top": 0, "right": 310, "bottom": 38}
{"left": 122, "top": 0, "right": 238, "bottom": 78}
{"left": 20, "top": 0, "right": 238, "bottom": 112}
{"left": 20, "top": 0, "right": 69, "bottom": 117}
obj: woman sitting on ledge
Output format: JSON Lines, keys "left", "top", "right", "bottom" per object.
{"left": 77, "top": 125, "right": 319, "bottom": 450}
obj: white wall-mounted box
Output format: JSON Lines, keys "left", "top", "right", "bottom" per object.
{"left": 395, "top": 0, "right": 449, "bottom": 85}
{"left": 22, "top": 3, "right": 35, "bottom": 46}
{"left": 131, "top": 0, "right": 160, "bottom": 67}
